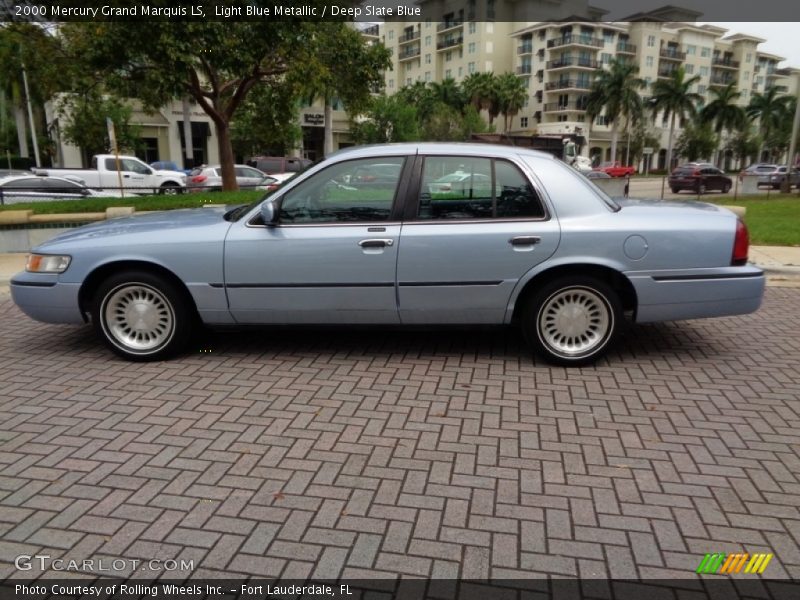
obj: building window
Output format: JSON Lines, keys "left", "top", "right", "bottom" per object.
{"left": 701, "top": 47, "right": 711, "bottom": 58}
{"left": 468, "top": 42, "right": 476, "bottom": 53}
{"left": 468, "top": 22, "right": 476, "bottom": 35}
{"left": 746, "top": 53, "right": 752, "bottom": 63}
{"left": 425, "top": 35, "right": 431, "bottom": 46}
{"left": 698, "top": 84, "right": 706, "bottom": 94}
{"left": 388, "top": 79, "right": 394, "bottom": 89}
{"left": 486, "top": 41, "right": 494, "bottom": 54}
{"left": 595, "top": 115, "right": 609, "bottom": 126}
{"left": 700, "top": 66, "right": 709, "bottom": 77}
{"left": 425, "top": 54, "right": 431, "bottom": 64}
{"left": 446, "top": 51, "right": 452, "bottom": 62}
{"left": 602, "top": 53, "right": 611, "bottom": 64}
{"left": 647, "top": 35, "right": 656, "bottom": 47}
{"left": 388, "top": 30, "right": 394, "bottom": 40}
{"left": 686, "top": 45, "right": 696, "bottom": 55}
{"left": 425, "top": 71, "right": 431, "bottom": 82}
{"left": 645, "top": 76, "right": 652, "bottom": 85}
{"left": 445, "top": 69, "right": 452, "bottom": 78}
{"left": 521, "top": 117, "right": 529, "bottom": 128}
{"left": 458, "top": 66, "right": 463, "bottom": 77}
{"left": 603, "top": 30, "right": 615, "bottom": 45}
{"left": 646, "top": 56, "right": 654, "bottom": 67}
{"left": 468, "top": 62, "right": 476, "bottom": 73}
{"left": 744, "top": 71, "right": 749, "bottom": 80}
{"left": 685, "top": 64, "right": 694, "bottom": 74}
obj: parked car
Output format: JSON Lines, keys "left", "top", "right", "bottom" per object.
{"left": 593, "top": 161, "right": 636, "bottom": 178}
{"left": 247, "top": 156, "right": 312, "bottom": 175}
{"left": 427, "top": 171, "right": 492, "bottom": 195}
{"left": 0, "top": 175, "right": 123, "bottom": 204}
{"left": 33, "top": 154, "right": 186, "bottom": 195}
{"left": 584, "top": 171, "right": 611, "bottom": 179}
{"left": 187, "top": 164, "right": 266, "bottom": 192}
{"left": 669, "top": 164, "right": 732, "bottom": 194}
{"left": 10, "top": 143, "right": 764, "bottom": 366}
{"left": 739, "top": 163, "right": 779, "bottom": 187}
{"left": 255, "top": 173, "right": 295, "bottom": 192}
{"left": 767, "top": 166, "right": 800, "bottom": 190}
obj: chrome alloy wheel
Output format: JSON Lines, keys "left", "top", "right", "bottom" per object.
{"left": 537, "top": 287, "right": 612, "bottom": 358}
{"left": 102, "top": 284, "right": 175, "bottom": 353}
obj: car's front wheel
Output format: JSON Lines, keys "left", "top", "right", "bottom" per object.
{"left": 523, "top": 277, "right": 622, "bottom": 366}
{"left": 92, "top": 271, "right": 193, "bottom": 361}
{"left": 160, "top": 183, "right": 182, "bottom": 195}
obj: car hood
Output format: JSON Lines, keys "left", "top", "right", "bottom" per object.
{"left": 36, "top": 207, "right": 232, "bottom": 248}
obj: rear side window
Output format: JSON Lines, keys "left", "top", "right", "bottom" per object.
{"left": 417, "top": 156, "right": 544, "bottom": 220}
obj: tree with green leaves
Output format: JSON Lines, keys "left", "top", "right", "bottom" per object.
{"left": 700, "top": 83, "right": 746, "bottom": 166}
{"left": 675, "top": 121, "right": 718, "bottom": 162}
{"left": 462, "top": 72, "right": 496, "bottom": 114}
{"left": 649, "top": 67, "right": 702, "bottom": 171}
{"left": 585, "top": 60, "right": 647, "bottom": 164}
{"left": 747, "top": 87, "right": 793, "bottom": 162}
{"left": 429, "top": 78, "right": 465, "bottom": 113}
{"left": 350, "top": 94, "right": 419, "bottom": 144}
{"left": 229, "top": 84, "right": 303, "bottom": 159}
{"left": 496, "top": 73, "right": 527, "bottom": 133}
{"left": 60, "top": 13, "right": 387, "bottom": 190}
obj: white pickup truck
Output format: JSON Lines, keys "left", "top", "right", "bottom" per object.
{"left": 34, "top": 155, "right": 187, "bottom": 195}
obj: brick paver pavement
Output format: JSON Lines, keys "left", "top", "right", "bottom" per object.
{"left": 0, "top": 289, "right": 799, "bottom": 583}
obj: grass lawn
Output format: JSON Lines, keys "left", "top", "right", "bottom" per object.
{"left": 0, "top": 190, "right": 265, "bottom": 214}
{"left": 706, "top": 194, "right": 800, "bottom": 246}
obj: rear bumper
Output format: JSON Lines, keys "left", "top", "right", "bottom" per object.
{"left": 626, "top": 266, "right": 765, "bottom": 323}
{"left": 10, "top": 274, "right": 84, "bottom": 325}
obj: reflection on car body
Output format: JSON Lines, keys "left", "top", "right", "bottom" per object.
{"left": 11, "top": 143, "right": 764, "bottom": 367}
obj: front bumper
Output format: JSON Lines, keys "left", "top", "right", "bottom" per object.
{"left": 10, "top": 273, "right": 84, "bottom": 325}
{"left": 625, "top": 265, "right": 765, "bottom": 323}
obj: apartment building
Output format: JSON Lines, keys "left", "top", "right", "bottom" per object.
{"left": 381, "top": 3, "right": 799, "bottom": 170}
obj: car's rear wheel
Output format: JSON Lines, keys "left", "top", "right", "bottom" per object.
{"left": 696, "top": 182, "right": 706, "bottom": 195}
{"left": 670, "top": 186, "right": 679, "bottom": 194}
{"left": 523, "top": 276, "right": 622, "bottom": 366}
{"left": 92, "top": 271, "right": 193, "bottom": 361}
{"left": 160, "top": 183, "right": 181, "bottom": 195}
{"left": 722, "top": 182, "right": 731, "bottom": 193}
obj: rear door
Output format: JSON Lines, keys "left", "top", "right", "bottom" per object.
{"left": 396, "top": 153, "right": 560, "bottom": 324}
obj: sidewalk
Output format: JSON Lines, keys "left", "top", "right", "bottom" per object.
{"left": 1, "top": 247, "right": 799, "bottom": 289}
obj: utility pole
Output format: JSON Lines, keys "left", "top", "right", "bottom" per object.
{"left": 21, "top": 62, "right": 41, "bottom": 167}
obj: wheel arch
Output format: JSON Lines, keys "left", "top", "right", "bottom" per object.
{"left": 78, "top": 260, "right": 199, "bottom": 322}
{"left": 509, "top": 262, "right": 638, "bottom": 325}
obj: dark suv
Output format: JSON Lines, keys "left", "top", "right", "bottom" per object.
{"left": 669, "top": 164, "right": 732, "bottom": 194}
{"left": 247, "top": 156, "right": 312, "bottom": 175}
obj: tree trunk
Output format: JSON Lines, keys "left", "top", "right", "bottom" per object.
{"left": 666, "top": 112, "right": 676, "bottom": 172}
{"left": 14, "top": 105, "right": 29, "bottom": 159}
{"left": 182, "top": 97, "right": 194, "bottom": 169}
{"left": 610, "top": 119, "right": 619, "bottom": 164}
{"left": 215, "top": 121, "right": 238, "bottom": 191}
{"left": 324, "top": 97, "right": 334, "bottom": 158}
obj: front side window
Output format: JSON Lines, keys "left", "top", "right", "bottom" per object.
{"left": 417, "top": 156, "right": 544, "bottom": 220}
{"left": 279, "top": 157, "right": 405, "bottom": 224}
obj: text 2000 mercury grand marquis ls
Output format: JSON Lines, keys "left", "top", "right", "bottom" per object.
{"left": 11, "top": 143, "right": 765, "bottom": 366}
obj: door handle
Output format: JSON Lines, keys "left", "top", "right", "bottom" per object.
{"left": 509, "top": 236, "right": 541, "bottom": 246}
{"left": 358, "top": 239, "right": 394, "bottom": 248}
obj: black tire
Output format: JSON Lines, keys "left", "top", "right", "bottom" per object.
{"left": 722, "top": 182, "right": 731, "bottom": 193}
{"left": 160, "top": 183, "right": 182, "bottom": 195}
{"left": 522, "top": 276, "right": 622, "bottom": 367}
{"left": 91, "top": 270, "right": 194, "bottom": 361}
{"left": 670, "top": 186, "right": 680, "bottom": 194}
{"left": 697, "top": 182, "right": 706, "bottom": 195}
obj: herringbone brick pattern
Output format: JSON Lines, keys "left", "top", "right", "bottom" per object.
{"left": 1, "top": 289, "right": 799, "bottom": 580}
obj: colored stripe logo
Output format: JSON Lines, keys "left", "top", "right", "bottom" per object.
{"left": 696, "top": 553, "right": 773, "bottom": 574}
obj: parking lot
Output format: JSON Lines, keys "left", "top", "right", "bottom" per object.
{"left": 1, "top": 287, "right": 799, "bottom": 584}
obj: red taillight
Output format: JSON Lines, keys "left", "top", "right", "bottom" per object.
{"left": 191, "top": 175, "right": 207, "bottom": 183}
{"left": 732, "top": 219, "right": 749, "bottom": 266}
{"left": 692, "top": 169, "right": 701, "bottom": 177}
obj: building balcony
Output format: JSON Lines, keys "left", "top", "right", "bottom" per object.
{"left": 547, "top": 34, "right": 603, "bottom": 49}
{"left": 516, "top": 64, "right": 532, "bottom": 75}
{"left": 398, "top": 47, "right": 421, "bottom": 61}
{"left": 712, "top": 58, "right": 740, "bottom": 69}
{"left": 436, "top": 36, "right": 463, "bottom": 50}
{"left": 659, "top": 48, "right": 686, "bottom": 61}
{"left": 767, "top": 85, "right": 789, "bottom": 93}
{"left": 616, "top": 42, "right": 637, "bottom": 54}
{"left": 437, "top": 20, "right": 463, "bottom": 32}
{"left": 657, "top": 66, "right": 679, "bottom": 79}
{"left": 710, "top": 74, "right": 735, "bottom": 87}
{"left": 398, "top": 31, "right": 420, "bottom": 44}
{"left": 543, "top": 102, "right": 588, "bottom": 112}
{"left": 361, "top": 25, "right": 379, "bottom": 38}
{"left": 545, "top": 79, "right": 592, "bottom": 91}
{"left": 517, "top": 44, "right": 533, "bottom": 55}
{"left": 546, "top": 57, "right": 601, "bottom": 70}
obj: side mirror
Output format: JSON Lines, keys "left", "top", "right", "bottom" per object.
{"left": 260, "top": 200, "right": 278, "bottom": 226}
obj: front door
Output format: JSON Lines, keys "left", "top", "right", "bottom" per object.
{"left": 397, "top": 154, "right": 560, "bottom": 324}
{"left": 224, "top": 155, "right": 410, "bottom": 324}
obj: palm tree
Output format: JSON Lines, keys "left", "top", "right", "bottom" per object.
{"left": 701, "top": 83, "right": 745, "bottom": 167}
{"left": 584, "top": 60, "right": 647, "bottom": 164}
{"left": 461, "top": 72, "right": 495, "bottom": 113}
{"left": 650, "top": 67, "right": 702, "bottom": 172}
{"left": 429, "top": 78, "right": 464, "bottom": 113}
{"left": 496, "top": 73, "right": 527, "bottom": 132}
{"left": 747, "top": 87, "right": 792, "bottom": 162}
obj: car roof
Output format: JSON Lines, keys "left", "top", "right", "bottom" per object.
{"left": 328, "top": 142, "right": 559, "bottom": 162}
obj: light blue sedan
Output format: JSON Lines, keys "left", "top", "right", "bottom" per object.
{"left": 10, "top": 143, "right": 765, "bottom": 366}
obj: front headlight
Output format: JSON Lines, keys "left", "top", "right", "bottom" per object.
{"left": 26, "top": 254, "right": 71, "bottom": 274}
